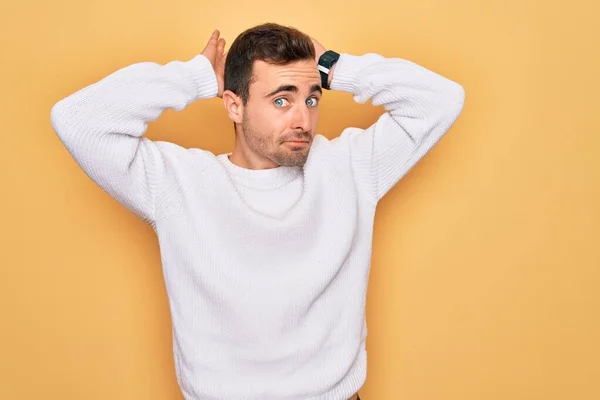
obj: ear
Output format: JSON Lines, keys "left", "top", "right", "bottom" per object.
{"left": 222, "top": 90, "right": 244, "bottom": 124}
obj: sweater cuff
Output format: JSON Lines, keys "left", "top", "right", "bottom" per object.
{"left": 183, "top": 54, "right": 219, "bottom": 100}
{"left": 329, "top": 53, "right": 381, "bottom": 95}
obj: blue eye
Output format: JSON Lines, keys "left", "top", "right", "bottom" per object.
{"left": 306, "top": 97, "right": 319, "bottom": 107}
{"left": 274, "top": 98, "right": 288, "bottom": 107}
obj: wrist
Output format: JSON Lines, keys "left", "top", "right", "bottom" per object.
{"left": 317, "top": 50, "right": 340, "bottom": 90}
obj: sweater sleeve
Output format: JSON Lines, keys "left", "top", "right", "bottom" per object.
{"left": 50, "top": 54, "right": 219, "bottom": 224}
{"left": 329, "top": 53, "right": 465, "bottom": 203}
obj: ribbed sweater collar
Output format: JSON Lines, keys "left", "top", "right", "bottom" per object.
{"left": 216, "top": 153, "right": 302, "bottom": 189}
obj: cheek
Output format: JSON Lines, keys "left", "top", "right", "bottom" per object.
{"left": 312, "top": 108, "right": 320, "bottom": 122}
{"left": 247, "top": 106, "right": 285, "bottom": 138}
{"left": 310, "top": 109, "right": 320, "bottom": 130}
{"left": 262, "top": 107, "right": 291, "bottom": 134}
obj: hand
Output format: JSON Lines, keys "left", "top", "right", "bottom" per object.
{"left": 201, "top": 30, "right": 227, "bottom": 97}
{"left": 310, "top": 37, "right": 327, "bottom": 63}
{"left": 310, "top": 36, "right": 336, "bottom": 87}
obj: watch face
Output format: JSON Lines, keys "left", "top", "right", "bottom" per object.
{"left": 319, "top": 51, "right": 338, "bottom": 67}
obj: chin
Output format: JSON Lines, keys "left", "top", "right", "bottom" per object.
{"left": 274, "top": 150, "right": 310, "bottom": 167}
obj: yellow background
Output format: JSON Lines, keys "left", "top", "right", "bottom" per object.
{"left": 1, "top": 0, "right": 599, "bottom": 398}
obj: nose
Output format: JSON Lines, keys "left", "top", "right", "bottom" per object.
{"left": 291, "top": 104, "right": 312, "bottom": 133}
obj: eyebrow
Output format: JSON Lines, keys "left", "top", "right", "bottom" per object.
{"left": 265, "top": 84, "right": 322, "bottom": 98}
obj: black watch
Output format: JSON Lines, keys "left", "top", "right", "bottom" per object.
{"left": 318, "top": 50, "right": 340, "bottom": 90}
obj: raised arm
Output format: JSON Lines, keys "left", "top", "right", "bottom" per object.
{"left": 329, "top": 52, "right": 465, "bottom": 203}
{"left": 50, "top": 31, "right": 226, "bottom": 223}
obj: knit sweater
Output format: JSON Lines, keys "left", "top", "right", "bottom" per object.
{"left": 50, "top": 50, "right": 464, "bottom": 400}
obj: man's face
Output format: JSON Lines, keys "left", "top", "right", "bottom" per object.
{"left": 240, "top": 59, "right": 322, "bottom": 167}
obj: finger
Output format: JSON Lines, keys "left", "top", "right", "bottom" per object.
{"left": 202, "top": 30, "right": 220, "bottom": 60}
{"left": 217, "top": 37, "right": 226, "bottom": 54}
{"left": 206, "top": 29, "right": 220, "bottom": 47}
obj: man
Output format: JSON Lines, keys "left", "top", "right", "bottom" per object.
{"left": 51, "top": 23, "right": 464, "bottom": 400}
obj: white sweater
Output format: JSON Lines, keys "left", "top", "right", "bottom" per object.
{"left": 51, "top": 51, "right": 464, "bottom": 399}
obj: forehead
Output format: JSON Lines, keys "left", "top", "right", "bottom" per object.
{"left": 251, "top": 59, "right": 321, "bottom": 93}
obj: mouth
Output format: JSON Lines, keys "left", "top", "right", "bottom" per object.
{"left": 284, "top": 140, "right": 310, "bottom": 148}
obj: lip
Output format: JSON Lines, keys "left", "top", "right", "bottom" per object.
{"left": 285, "top": 141, "right": 309, "bottom": 147}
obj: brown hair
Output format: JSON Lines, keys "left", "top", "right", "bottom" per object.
{"left": 224, "top": 23, "right": 315, "bottom": 105}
